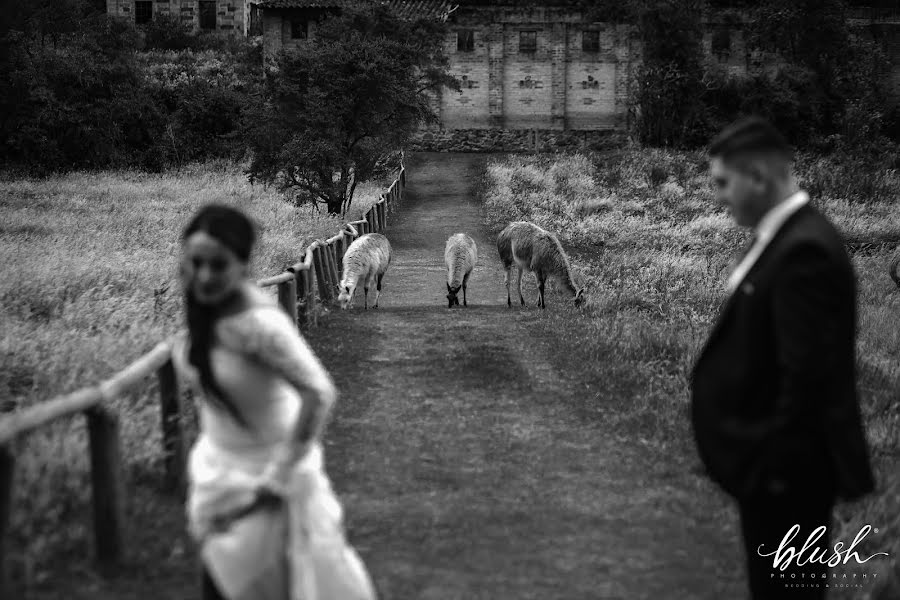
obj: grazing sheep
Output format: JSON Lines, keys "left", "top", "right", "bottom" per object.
{"left": 337, "top": 233, "right": 392, "bottom": 310}
{"left": 497, "top": 221, "right": 585, "bottom": 309}
{"left": 891, "top": 256, "right": 900, "bottom": 289}
{"left": 444, "top": 233, "right": 478, "bottom": 308}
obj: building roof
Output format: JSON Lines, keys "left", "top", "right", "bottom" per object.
{"left": 258, "top": 0, "right": 453, "bottom": 19}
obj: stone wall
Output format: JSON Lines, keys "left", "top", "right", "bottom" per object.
{"left": 257, "top": 3, "right": 900, "bottom": 151}
{"left": 409, "top": 128, "right": 628, "bottom": 153}
{"left": 439, "top": 6, "right": 637, "bottom": 132}
{"left": 262, "top": 8, "right": 331, "bottom": 63}
{"left": 107, "top": 0, "right": 253, "bottom": 35}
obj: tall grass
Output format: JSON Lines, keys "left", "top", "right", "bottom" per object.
{"left": 481, "top": 150, "right": 900, "bottom": 598}
{"left": 0, "top": 161, "right": 387, "bottom": 585}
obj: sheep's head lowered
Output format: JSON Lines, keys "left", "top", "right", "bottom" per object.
{"left": 574, "top": 287, "right": 586, "bottom": 307}
{"left": 338, "top": 283, "right": 356, "bottom": 310}
{"left": 446, "top": 283, "right": 462, "bottom": 308}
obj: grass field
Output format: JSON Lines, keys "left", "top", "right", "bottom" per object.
{"left": 0, "top": 160, "right": 387, "bottom": 586}
{"left": 479, "top": 149, "right": 900, "bottom": 597}
{"left": 2, "top": 151, "right": 898, "bottom": 596}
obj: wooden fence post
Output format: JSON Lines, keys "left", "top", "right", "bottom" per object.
{"left": 294, "top": 268, "right": 308, "bottom": 327}
{"left": 331, "top": 246, "right": 340, "bottom": 292}
{"left": 313, "top": 247, "right": 331, "bottom": 304}
{"left": 0, "top": 445, "right": 13, "bottom": 599}
{"left": 325, "top": 245, "right": 339, "bottom": 290}
{"left": 156, "top": 360, "right": 185, "bottom": 496}
{"left": 86, "top": 407, "right": 125, "bottom": 570}
{"left": 322, "top": 247, "right": 336, "bottom": 302}
{"left": 305, "top": 268, "right": 317, "bottom": 327}
{"left": 278, "top": 277, "right": 298, "bottom": 325}
{"left": 335, "top": 237, "right": 345, "bottom": 274}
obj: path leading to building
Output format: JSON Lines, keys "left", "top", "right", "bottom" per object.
{"left": 304, "top": 153, "right": 746, "bottom": 600}
{"left": 31, "top": 152, "right": 745, "bottom": 600}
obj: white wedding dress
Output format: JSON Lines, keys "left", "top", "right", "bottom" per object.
{"left": 172, "top": 303, "right": 376, "bottom": 600}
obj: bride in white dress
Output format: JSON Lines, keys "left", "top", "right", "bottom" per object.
{"left": 171, "top": 204, "right": 376, "bottom": 600}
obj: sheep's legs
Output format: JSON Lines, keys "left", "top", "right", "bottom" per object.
{"left": 462, "top": 272, "right": 470, "bottom": 307}
{"left": 504, "top": 265, "right": 512, "bottom": 307}
{"left": 374, "top": 273, "right": 384, "bottom": 308}
{"left": 516, "top": 268, "right": 526, "bottom": 306}
{"left": 538, "top": 274, "right": 546, "bottom": 309}
{"left": 363, "top": 287, "right": 368, "bottom": 310}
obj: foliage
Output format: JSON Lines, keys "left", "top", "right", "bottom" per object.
{"left": 595, "top": 0, "right": 898, "bottom": 158}
{"left": 1, "top": 15, "right": 165, "bottom": 171}
{"left": 627, "top": 0, "right": 707, "bottom": 147}
{"left": 0, "top": 162, "right": 390, "bottom": 588}
{"left": 246, "top": 4, "right": 456, "bottom": 215}
{"left": 481, "top": 151, "right": 900, "bottom": 597}
{"left": 0, "top": 0, "right": 262, "bottom": 173}
{"left": 140, "top": 48, "right": 264, "bottom": 165}
{"left": 744, "top": 0, "right": 894, "bottom": 147}
{"left": 142, "top": 12, "right": 198, "bottom": 51}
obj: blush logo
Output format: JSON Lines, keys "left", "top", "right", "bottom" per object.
{"left": 758, "top": 525, "right": 889, "bottom": 570}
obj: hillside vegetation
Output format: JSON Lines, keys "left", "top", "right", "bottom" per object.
{"left": 480, "top": 150, "right": 900, "bottom": 596}
{"left": 0, "top": 161, "right": 386, "bottom": 586}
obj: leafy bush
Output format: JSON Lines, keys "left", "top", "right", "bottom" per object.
{"left": 0, "top": 8, "right": 262, "bottom": 173}
{"left": 142, "top": 13, "right": 197, "bottom": 51}
{"left": 630, "top": 1, "right": 707, "bottom": 148}
{"left": 141, "top": 49, "right": 263, "bottom": 165}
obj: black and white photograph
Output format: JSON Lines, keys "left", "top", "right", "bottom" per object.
{"left": 1, "top": 0, "right": 899, "bottom": 598}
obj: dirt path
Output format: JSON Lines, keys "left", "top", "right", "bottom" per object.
{"left": 304, "top": 153, "right": 746, "bottom": 600}
{"left": 30, "top": 152, "right": 746, "bottom": 600}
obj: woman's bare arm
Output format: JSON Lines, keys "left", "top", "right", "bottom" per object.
{"left": 233, "top": 305, "right": 338, "bottom": 487}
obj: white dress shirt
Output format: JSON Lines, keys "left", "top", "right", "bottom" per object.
{"left": 725, "top": 190, "right": 810, "bottom": 294}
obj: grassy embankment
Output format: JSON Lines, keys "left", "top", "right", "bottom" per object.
{"left": 480, "top": 150, "right": 900, "bottom": 597}
{"left": 0, "top": 160, "right": 385, "bottom": 586}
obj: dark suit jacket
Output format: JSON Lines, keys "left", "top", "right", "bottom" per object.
{"left": 691, "top": 203, "right": 875, "bottom": 501}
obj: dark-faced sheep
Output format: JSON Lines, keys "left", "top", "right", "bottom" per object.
{"left": 497, "top": 221, "right": 585, "bottom": 309}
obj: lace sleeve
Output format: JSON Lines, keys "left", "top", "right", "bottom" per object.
{"left": 220, "top": 306, "right": 336, "bottom": 402}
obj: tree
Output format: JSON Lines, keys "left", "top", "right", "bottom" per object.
{"left": 623, "top": 0, "right": 706, "bottom": 147}
{"left": 742, "top": 0, "right": 893, "bottom": 151}
{"left": 246, "top": 4, "right": 457, "bottom": 215}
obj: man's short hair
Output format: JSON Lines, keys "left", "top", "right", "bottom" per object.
{"left": 708, "top": 117, "right": 794, "bottom": 164}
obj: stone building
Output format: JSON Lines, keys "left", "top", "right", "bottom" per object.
{"left": 429, "top": 3, "right": 636, "bottom": 151}
{"left": 255, "top": 1, "right": 900, "bottom": 151}
{"left": 106, "top": 0, "right": 262, "bottom": 35}
{"left": 258, "top": 0, "right": 451, "bottom": 60}
{"left": 258, "top": 0, "right": 638, "bottom": 150}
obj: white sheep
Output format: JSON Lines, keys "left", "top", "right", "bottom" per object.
{"left": 337, "top": 233, "right": 392, "bottom": 310}
{"left": 444, "top": 233, "right": 478, "bottom": 308}
{"left": 497, "top": 221, "right": 585, "bottom": 309}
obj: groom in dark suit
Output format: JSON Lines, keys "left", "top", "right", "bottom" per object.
{"left": 690, "top": 117, "right": 875, "bottom": 599}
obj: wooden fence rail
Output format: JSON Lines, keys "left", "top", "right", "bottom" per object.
{"left": 0, "top": 159, "right": 406, "bottom": 596}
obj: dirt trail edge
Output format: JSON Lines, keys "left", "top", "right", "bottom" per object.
{"left": 306, "top": 153, "right": 744, "bottom": 600}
